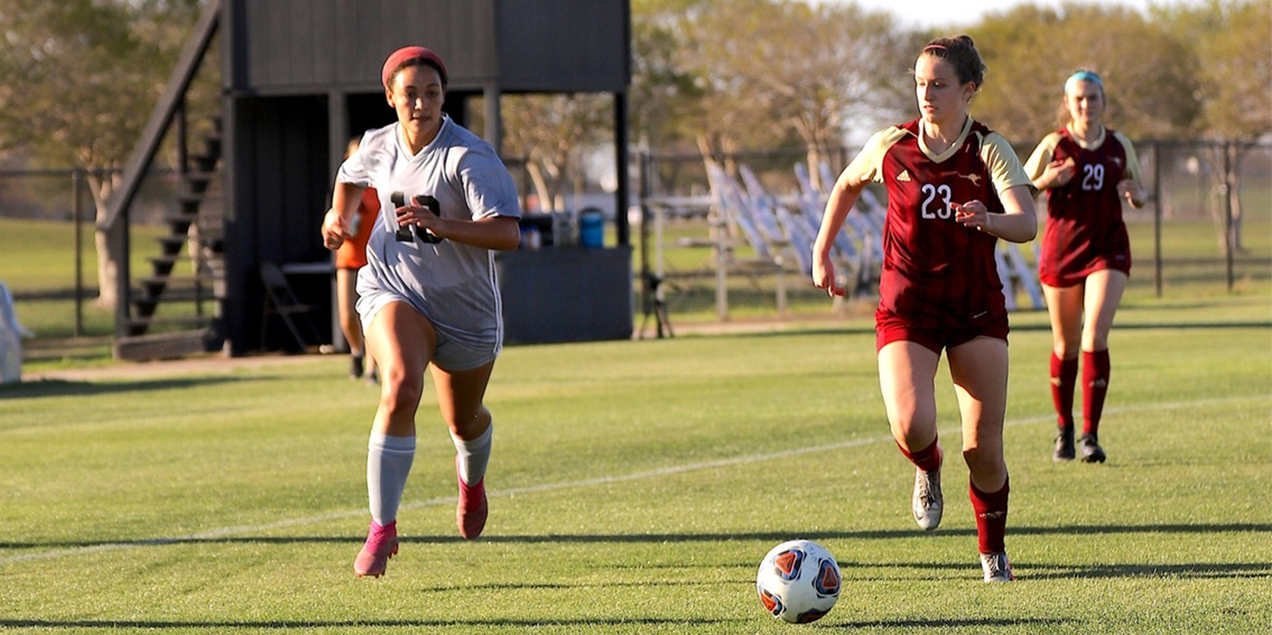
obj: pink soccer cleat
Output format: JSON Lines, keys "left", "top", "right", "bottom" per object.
{"left": 456, "top": 458, "right": 488, "bottom": 540}
{"left": 353, "top": 520, "right": 399, "bottom": 578}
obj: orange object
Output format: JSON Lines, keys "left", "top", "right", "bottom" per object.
{"left": 336, "top": 187, "right": 381, "bottom": 269}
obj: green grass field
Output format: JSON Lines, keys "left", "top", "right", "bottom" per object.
{"left": 1, "top": 294, "right": 1269, "bottom": 634}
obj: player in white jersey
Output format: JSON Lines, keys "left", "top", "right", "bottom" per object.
{"left": 321, "top": 46, "right": 521, "bottom": 578}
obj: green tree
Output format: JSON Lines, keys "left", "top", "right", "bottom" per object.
{"left": 635, "top": 0, "right": 909, "bottom": 186}
{"left": 1157, "top": 0, "right": 1272, "bottom": 251}
{"left": 499, "top": 93, "right": 613, "bottom": 212}
{"left": 1159, "top": 0, "right": 1271, "bottom": 140}
{"left": 971, "top": 2, "right": 1200, "bottom": 143}
{"left": 0, "top": 0, "right": 211, "bottom": 309}
{"left": 630, "top": 0, "right": 709, "bottom": 152}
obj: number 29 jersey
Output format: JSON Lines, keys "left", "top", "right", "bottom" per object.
{"left": 1024, "top": 126, "right": 1141, "bottom": 287}
{"left": 846, "top": 116, "right": 1032, "bottom": 329}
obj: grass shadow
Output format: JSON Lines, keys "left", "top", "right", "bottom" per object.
{"left": 830, "top": 617, "right": 1071, "bottom": 630}
{"left": 0, "top": 375, "right": 268, "bottom": 399}
{"left": 0, "top": 617, "right": 740, "bottom": 630}
{"left": 6, "top": 521, "right": 1266, "bottom": 552}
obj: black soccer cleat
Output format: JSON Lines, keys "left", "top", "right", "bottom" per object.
{"left": 1053, "top": 426, "right": 1075, "bottom": 462}
{"left": 1079, "top": 433, "right": 1106, "bottom": 463}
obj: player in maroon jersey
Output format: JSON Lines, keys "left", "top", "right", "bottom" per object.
{"left": 812, "top": 35, "right": 1036, "bottom": 583}
{"left": 1024, "top": 70, "right": 1146, "bottom": 464}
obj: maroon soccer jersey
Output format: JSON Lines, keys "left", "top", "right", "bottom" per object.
{"left": 1025, "top": 127, "right": 1141, "bottom": 287}
{"left": 848, "top": 117, "right": 1031, "bottom": 330}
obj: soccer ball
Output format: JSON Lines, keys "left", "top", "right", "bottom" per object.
{"left": 755, "top": 539, "right": 841, "bottom": 624}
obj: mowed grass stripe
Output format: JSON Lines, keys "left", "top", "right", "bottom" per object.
{"left": 2, "top": 393, "right": 1262, "bottom": 567}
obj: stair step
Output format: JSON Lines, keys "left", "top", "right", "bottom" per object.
{"left": 163, "top": 213, "right": 198, "bottom": 234}
{"left": 192, "top": 153, "right": 219, "bottom": 172}
{"left": 137, "top": 275, "right": 224, "bottom": 299}
{"left": 154, "top": 230, "right": 218, "bottom": 248}
{"left": 156, "top": 235, "right": 188, "bottom": 257}
{"left": 114, "top": 329, "right": 214, "bottom": 361}
{"left": 126, "top": 313, "right": 216, "bottom": 331}
{"left": 180, "top": 172, "right": 219, "bottom": 197}
{"left": 148, "top": 255, "right": 180, "bottom": 275}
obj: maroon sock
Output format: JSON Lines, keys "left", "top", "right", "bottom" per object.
{"left": 897, "top": 437, "right": 942, "bottom": 473}
{"left": 1050, "top": 352, "right": 1078, "bottom": 429}
{"left": 1083, "top": 349, "right": 1111, "bottom": 436}
{"left": 970, "top": 477, "right": 1009, "bottom": 554}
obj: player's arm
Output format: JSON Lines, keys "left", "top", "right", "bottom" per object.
{"left": 1114, "top": 132, "right": 1148, "bottom": 208}
{"left": 324, "top": 139, "right": 372, "bottom": 250}
{"left": 323, "top": 181, "right": 366, "bottom": 250}
{"left": 812, "top": 140, "right": 878, "bottom": 297}
{"left": 396, "top": 152, "right": 522, "bottom": 251}
{"left": 1023, "top": 134, "right": 1073, "bottom": 192}
{"left": 986, "top": 185, "right": 1038, "bottom": 243}
{"left": 970, "top": 134, "right": 1038, "bottom": 243}
{"left": 400, "top": 207, "right": 521, "bottom": 251}
{"left": 1117, "top": 180, "right": 1147, "bottom": 209}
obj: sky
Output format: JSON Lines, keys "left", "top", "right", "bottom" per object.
{"left": 814, "top": 0, "right": 1197, "bottom": 29}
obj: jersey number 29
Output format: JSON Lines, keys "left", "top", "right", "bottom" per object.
{"left": 1081, "top": 163, "right": 1105, "bottom": 191}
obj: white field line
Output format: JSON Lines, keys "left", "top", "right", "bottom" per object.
{"left": 2, "top": 395, "right": 1265, "bottom": 565}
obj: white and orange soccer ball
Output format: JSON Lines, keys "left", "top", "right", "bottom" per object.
{"left": 755, "top": 539, "right": 842, "bottom": 624}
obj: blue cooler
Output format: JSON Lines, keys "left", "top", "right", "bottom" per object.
{"left": 579, "top": 208, "right": 604, "bottom": 248}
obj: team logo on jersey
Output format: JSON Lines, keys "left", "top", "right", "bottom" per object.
{"left": 956, "top": 173, "right": 982, "bottom": 186}
{"left": 1111, "top": 157, "right": 1123, "bottom": 168}
{"left": 896, "top": 169, "right": 911, "bottom": 182}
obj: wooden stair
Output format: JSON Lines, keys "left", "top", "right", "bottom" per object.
{"left": 115, "top": 119, "right": 226, "bottom": 361}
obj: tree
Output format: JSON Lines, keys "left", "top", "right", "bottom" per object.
{"left": 1157, "top": 0, "right": 1272, "bottom": 251}
{"left": 629, "top": 0, "right": 711, "bottom": 152}
{"left": 0, "top": 0, "right": 211, "bottom": 309}
{"left": 499, "top": 93, "right": 613, "bottom": 212}
{"left": 1159, "top": 0, "right": 1271, "bottom": 141}
{"left": 970, "top": 2, "right": 1200, "bottom": 143}
{"left": 637, "top": 0, "right": 910, "bottom": 186}
{"left": 744, "top": 1, "right": 911, "bottom": 182}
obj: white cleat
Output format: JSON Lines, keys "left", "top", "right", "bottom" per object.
{"left": 912, "top": 464, "right": 943, "bottom": 531}
{"left": 980, "top": 551, "right": 1015, "bottom": 582}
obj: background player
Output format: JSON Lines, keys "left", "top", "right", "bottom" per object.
{"left": 334, "top": 136, "right": 380, "bottom": 383}
{"left": 812, "top": 35, "right": 1037, "bottom": 583}
{"left": 1024, "top": 70, "right": 1146, "bottom": 463}
{"left": 321, "top": 46, "right": 521, "bottom": 578}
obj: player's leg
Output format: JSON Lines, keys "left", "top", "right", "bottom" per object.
{"left": 877, "top": 341, "right": 943, "bottom": 530}
{"left": 947, "top": 336, "right": 1013, "bottom": 581}
{"left": 1078, "top": 269, "right": 1128, "bottom": 463}
{"left": 354, "top": 302, "right": 437, "bottom": 577}
{"left": 1042, "top": 282, "right": 1084, "bottom": 461}
{"left": 336, "top": 267, "right": 364, "bottom": 379}
{"left": 431, "top": 360, "right": 497, "bottom": 539}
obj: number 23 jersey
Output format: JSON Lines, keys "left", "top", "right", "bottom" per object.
{"left": 847, "top": 116, "right": 1032, "bottom": 328}
{"left": 1024, "top": 126, "right": 1141, "bottom": 287}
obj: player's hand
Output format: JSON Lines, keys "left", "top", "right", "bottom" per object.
{"left": 1117, "top": 178, "right": 1146, "bottom": 208}
{"left": 321, "top": 208, "right": 351, "bottom": 250}
{"left": 812, "top": 253, "right": 847, "bottom": 297}
{"left": 395, "top": 202, "right": 443, "bottom": 239}
{"left": 1043, "top": 157, "right": 1076, "bottom": 188}
{"left": 954, "top": 200, "right": 990, "bottom": 233}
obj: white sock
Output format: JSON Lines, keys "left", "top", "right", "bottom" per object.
{"left": 452, "top": 423, "right": 493, "bottom": 486}
{"left": 367, "top": 433, "right": 416, "bottom": 526}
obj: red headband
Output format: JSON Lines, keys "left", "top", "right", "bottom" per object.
{"left": 381, "top": 46, "right": 449, "bottom": 89}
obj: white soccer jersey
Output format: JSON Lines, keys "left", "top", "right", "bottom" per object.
{"left": 337, "top": 116, "right": 521, "bottom": 356}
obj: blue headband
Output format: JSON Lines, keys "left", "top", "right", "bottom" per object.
{"left": 1064, "top": 70, "right": 1103, "bottom": 94}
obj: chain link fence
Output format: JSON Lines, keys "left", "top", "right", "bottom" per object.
{"left": 1, "top": 140, "right": 1269, "bottom": 343}
{"left": 635, "top": 139, "right": 1271, "bottom": 330}
{"left": 0, "top": 167, "right": 198, "bottom": 344}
